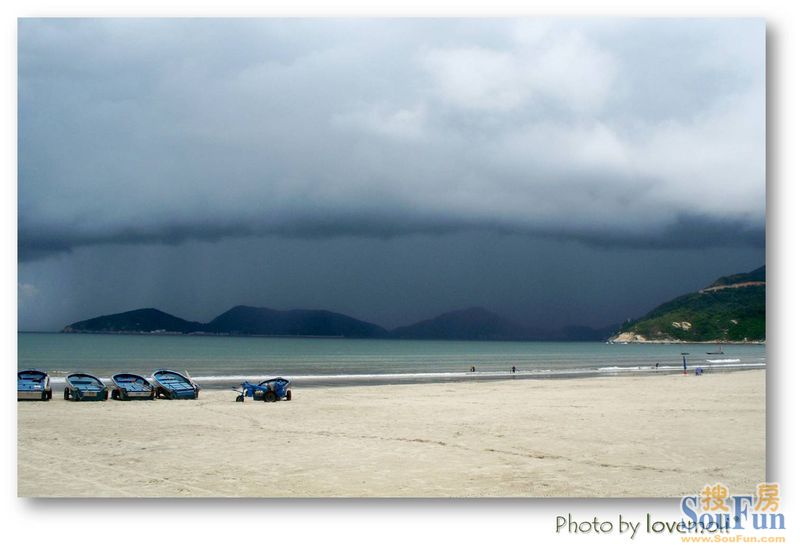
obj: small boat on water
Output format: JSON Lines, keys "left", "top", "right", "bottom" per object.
{"left": 152, "top": 369, "right": 199, "bottom": 400}
{"left": 18, "top": 369, "right": 52, "bottom": 401}
{"left": 111, "top": 373, "right": 155, "bottom": 400}
{"left": 64, "top": 373, "right": 108, "bottom": 401}
{"left": 707, "top": 345, "right": 725, "bottom": 355}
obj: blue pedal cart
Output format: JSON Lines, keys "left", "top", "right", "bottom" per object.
{"left": 234, "top": 378, "right": 292, "bottom": 402}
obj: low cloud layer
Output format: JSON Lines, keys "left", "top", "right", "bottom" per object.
{"left": 19, "top": 19, "right": 765, "bottom": 260}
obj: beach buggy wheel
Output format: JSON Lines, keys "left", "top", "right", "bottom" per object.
{"left": 235, "top": 395, "right": 244, "bottom": 403}
{"left": 286, "top": 390, "right": 292, "bottom": 401}
{"left": 63, "top": 388, "right": 70, "bottom": 400}
{"left": 111, "top": 390, "right": 119, "bottom": 400}
{"left": 264, "top": 390, "right": 277, "bottom": 403}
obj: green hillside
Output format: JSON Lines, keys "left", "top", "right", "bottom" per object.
{"left": 615, "top": 268, "right": 765, "bottom": 342}
{"left": 707, "top": 265, "right": 765, "bottom": 288}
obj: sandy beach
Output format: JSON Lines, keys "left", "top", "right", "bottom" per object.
{"left": 18, "top": 370, "right": 765, "bottom": 497}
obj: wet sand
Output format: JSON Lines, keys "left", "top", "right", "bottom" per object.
{"left": 17, "top": 370, "right": 765, "bottom": 497}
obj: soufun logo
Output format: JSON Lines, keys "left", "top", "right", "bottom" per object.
{"left": 681, "top": 482, "right": 786, "bottom": 532}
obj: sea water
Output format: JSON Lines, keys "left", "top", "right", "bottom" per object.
{"left": 17, "top": 333, "right": 766, "bottom": 388}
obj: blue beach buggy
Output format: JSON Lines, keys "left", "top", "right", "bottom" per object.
{"left": 234, "top": 378, "right": 292, "bottom": 403}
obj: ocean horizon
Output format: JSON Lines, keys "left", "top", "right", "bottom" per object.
{"left": 17, "top": 332, "right": 766, "bottom": 388}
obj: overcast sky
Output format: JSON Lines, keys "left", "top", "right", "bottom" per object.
{"left": 18, "top": 18, "right": 765, "bottom": 331}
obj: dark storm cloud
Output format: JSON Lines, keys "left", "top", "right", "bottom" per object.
{"left": 18, "top": 19, "right": 765, "bottom": 261}
{"left": 18, "top": 210, "right": 765, "bottom": 263}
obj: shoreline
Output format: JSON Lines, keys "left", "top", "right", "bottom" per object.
{"left": 194, "top": 363, "right": 765, "bottom": 389}
{"left": 28, "top": 363, "right": 765, "bottom": 390}
{"left": 19, "top": 369, "right": 765, "bottom": 497}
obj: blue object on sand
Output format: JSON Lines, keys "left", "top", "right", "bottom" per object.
{"left": 233, "top": 378, "right": 292, "bottom": 402}
{"left": 152, "top": 369, "right": 199, "bottom": 400}
{"left": 18, "top": 369, "right": 52, "bottom": 401}
{"left": 261, "top": 378, "right": 291, "bottom": 401}
{"left": 64, "top": 373, "right": 108, "bottom": 401}
{"left": 111, "top": 373, "right": 155, "bottom": 400}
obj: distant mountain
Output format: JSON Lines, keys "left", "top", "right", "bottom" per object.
{"left": 62, "top": 305, "right": 615, "bottom": 341}
{"left": 610, "top": 266, "right": 765, "bottom": 343}
{"left": 63, "top": 305, "right": 387, "bottom": 338}
{"left": 62, "top": 308, "right": 203, "bottom": 334}
{"left": 390, "top": 307, "right": 536, "bottom": 341}
{"left": 206, "top": 305, "right": 388, "bottom": 338}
